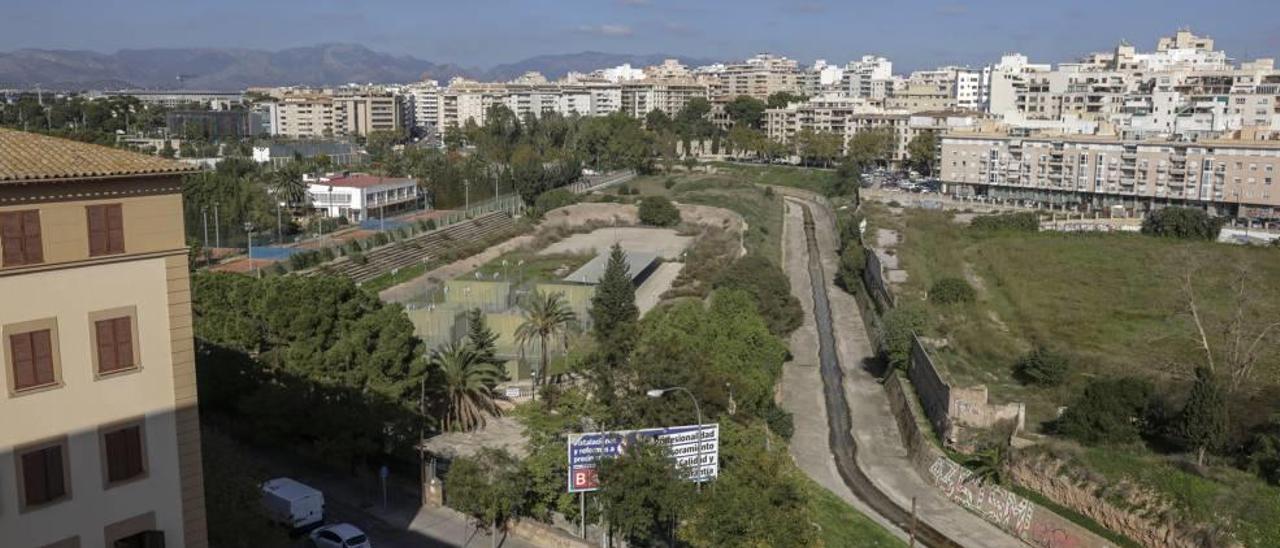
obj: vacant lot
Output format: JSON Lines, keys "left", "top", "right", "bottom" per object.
{"left": 872, "top": 203, "right": 1280, "bottom": 544}
{"left": 538, "top": 227, "right": 693, "bottom": 258}
{"left": 874, "top": 204, "right": 1280, "bottom": 420}
{"left": 612, "top": 170, "right": 784, "bottom": 263}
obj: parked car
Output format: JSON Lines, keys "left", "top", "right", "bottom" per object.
{"left": 261, "top": 477, "right": 325, "bottom": 531}
{"left": 310, "top": 523, "right": 372, "bottom": 548}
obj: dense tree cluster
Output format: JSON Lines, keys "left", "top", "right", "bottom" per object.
{"left": 1141, "top": 206, "right": 1226, "bottom": 240}
{"left": 638, "top": 195, "right": 682, "bottom": 227}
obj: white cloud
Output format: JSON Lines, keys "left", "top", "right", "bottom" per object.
{"left": 575, "top": 24, "right": 634, "bottom": 37}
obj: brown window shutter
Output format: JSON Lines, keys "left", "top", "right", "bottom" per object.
{"left": 31, "top": 329, "right": 55, "bottom": 386}
{"left": 10, "top": 333, "right": 36, "bottom": 389}
{"left": 106, "top": 204, "right": 125, "bottom": 254}
{"left": 114, "top": 317, "right": 134, "bottom": 369}
{"left": 1, "top": 212, "right": 22, "bottom": 265}
{"left": 96, "top": 319, "right": 118, "bottom": 372}
{"left": 125, "top": 426, "right": 144, "bottom": 477}
{"left": 21, "top": 210, "right": 42, "bottom": 264}
{"left": 44, "top": 445, "right": 65, "bottom": 500}
{"left": 88, "top": 205, "right": 108, "bottom": 256}
{"left": 22, "top": 450, "right": 48, "bottom": 504}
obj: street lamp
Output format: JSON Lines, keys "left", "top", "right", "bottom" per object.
{"left": 646, "top": 386, "right": 704, "bottom": 492}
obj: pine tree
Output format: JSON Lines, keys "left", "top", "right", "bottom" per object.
{"left": 466, "top": 308, "right": 500, "bottom": 366}
{"left": 1179, "top": 366, "right": 1228, "bottom": 466}
{"left": 590, "top": 244, "right": 639, "bottom": 359}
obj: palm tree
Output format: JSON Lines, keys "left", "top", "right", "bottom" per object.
{"left": 964, "top": 443, "right": 1009, "bottom": 486}
{"left": 514, "top": 290, "right": 577, "bottom": 395}
{"left": 269, "top": 163, "right": 308, "bottom": 212}
{"left": 429, "top": 341, "right": 506, "bottom": 432}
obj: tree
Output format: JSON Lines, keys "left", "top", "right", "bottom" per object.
{"left": 1179, "top": 262, "right": 1280, "bottom": 396}
{"left": 515, "top": 290, "right": 577, "bottom": 393}
{"left": 846, "top": 129, "right": 894, "bottom": 169}
{"left": 724, "top": 95, "right": 767, "bottom": 130}
{"left": 466, "top": 308, "right": 500, "bottom": 366}
{"left": 880, "top": 304, "right": 927, "bottom": 372}
{"left": 907, "top": 131, "right": 940, "bottom": 176}
{"left": 590, "top": 244, "right": 639, "bottom": 360}
{"left": 445, "top": 448, "right": 525, "bottom": 548}
{"left": 597, "top": 441, "right": 692, "bottom": 546}
{"left": 1142, "top": 207, "right": 1225, "bottom": 240}
{"left": 766, "top": 91, "right": 808, "bottom": 109}
{"left": 680, "top": 427, "right": 814, "bottom": 547}
{"left": 713, "top": 255, "right": 803, "bottom": 337}
{"left": 1013, "top": 347, "right": 1070, "bottom": 387}
{"left": 1053, "top": 378, "right": 1154, "bottom": 445}
{"left": 638, "top": 195, "right": 682, "bottom": 227}
{"left": 1178, "top": 366, "right": 1229, "bottom": 466}
{"left": 429, "top": 341, "right": 506, "bottom": 432}
{"left": 645, "top": 108, "right": 673, "bottom": 134}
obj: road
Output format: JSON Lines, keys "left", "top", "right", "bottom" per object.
{"left": 779, "top": 193, "right": 1025, "bottom": 548}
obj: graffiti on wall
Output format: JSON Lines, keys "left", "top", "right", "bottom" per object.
{"left": 928, "top": 457, "right": 1035, "bottom": 538}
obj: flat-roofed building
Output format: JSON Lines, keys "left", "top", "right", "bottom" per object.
{"left": 941, "top": 128, "right": 1280, "bottom": 218}
{"left": 0, "top": 128, "right": 207, "bottom": 547}
{"left": 305, "top": 172, "right": 420, "bottom": 222}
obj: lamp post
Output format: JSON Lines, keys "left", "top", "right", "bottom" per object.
{"left": 244, "top": 222, "right": 257, "bottom": 278}
{"left": 646, "top": 386, "right": 704, "bottom": 492}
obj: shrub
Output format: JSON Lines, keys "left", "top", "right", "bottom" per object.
{"left": 1013, "top": 347, "right": 1069, "bottom": 387}
{"left": 664, "top": 178, "right": 677, "bottom": 190}
{"left": 881, "top": 304, "right": 927, "bottom": 371}
{"left": 928, "top": 277, "right": 975, "bottom": 305}
{"left": 349, "top": 250, "right": 368, "bottom": 265}
{"left": 970, "top": 212, "right": 1040, "bottom": 231}
{"left": 1141, "top": 206, "right": 1225, "bottom": 240}
{"left": 714, "top": 255, "right": 803, "bottom": 337}
{"left": 836, "top": 242, "right": 865, "bottom": 293}
{"left": 533, "top": 188, "right": 579, "bottom": 217}
{"left": 763, "top": 186, "right": 775, "bottom": 198}
{"left": 617, "top": 184, "right": 633, "bottom": 195}
{"left": 887, "top": 200, "right": 902, "bottom": 208}
{"left": 1053, "top": 378, "right": 1153, "bottom": 445}
{"left": 638, "top": 195, "right": 681, "bottom": 227}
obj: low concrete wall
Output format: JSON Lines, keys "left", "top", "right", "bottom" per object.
{"left": 508, "top": 519, "right": 591, "bottom": 548}
{"left": 884, "top": 374, "right": 1115, "bottom": 548}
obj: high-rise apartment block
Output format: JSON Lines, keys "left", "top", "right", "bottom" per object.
{"left": 0, "top": 128, "right": 207, "bottom": 548}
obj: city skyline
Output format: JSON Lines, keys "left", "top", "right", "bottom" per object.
{"left": 1, "top": 0, "right": 1278, "bottom": 72}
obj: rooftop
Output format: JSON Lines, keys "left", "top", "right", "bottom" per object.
{"left": 564, "top": 250, "right": 659, "bottom": 285}
{"left": 318, "top": 173, "right": 415, "bottom": 189}
{"left": 0, "top": 127, "right": 198, "bottom": 184}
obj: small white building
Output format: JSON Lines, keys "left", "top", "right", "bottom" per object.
{"left": 305, "top": 172, "right": 420, "bottom": 222}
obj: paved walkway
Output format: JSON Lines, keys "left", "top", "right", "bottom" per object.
{"left": 781, "top": 196, "right": 1026, "bottom": 548}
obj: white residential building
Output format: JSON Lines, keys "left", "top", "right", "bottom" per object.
{"left": 305, "top": 173, "right": 420, "bottom": 222}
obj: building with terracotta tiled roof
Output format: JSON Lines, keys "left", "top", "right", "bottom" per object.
{"left": 0, "top": 128, "right": 208, "bottom": 547}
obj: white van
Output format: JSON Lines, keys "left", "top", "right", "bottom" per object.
{"left": 262, "top": 477, "right": 325, "bottom": 531}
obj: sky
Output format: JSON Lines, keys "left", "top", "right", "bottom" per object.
{"left": 1, "top": 0, "right": 1278, "bottom": 71}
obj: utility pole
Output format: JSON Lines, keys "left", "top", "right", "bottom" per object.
{"left": 213, "top": 203, "right": 221, "bottom": 249}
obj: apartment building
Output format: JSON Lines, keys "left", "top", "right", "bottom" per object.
{"left": 940, "top": 129, "right": 1280, "bottom": 218}
{"left": 0, "top": 128, "right": 207, "bottom": 547}
{"left": 619, "top": 80, "right": 708, "bottom": 118}
{"left": 843, "top": 55, "right": 894, "bottom": 99}
{"left": 268, "top": 93, "right": 335, "bottom": 137}
{"left": 713, "top": 53, "right": 803, "bottom": 101}
{"left": 333, "top": 88, "right": 401, "bottom": 137}
{"left": 403, "top": 80, "right": 441, "bottom": 133}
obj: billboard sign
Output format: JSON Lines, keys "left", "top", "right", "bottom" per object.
{"left": 566, "top": 423, "right": 719, "bottom": 493}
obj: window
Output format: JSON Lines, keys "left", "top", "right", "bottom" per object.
{"left": 102, "top": 424, "right": 146, "bottom": 485}
{"left": 18, "top": 441, "right": 69, "bottom": 509}
{"left": 94, "top": 316, "right": 136, "bottom": 375}
{"left": 86, "top": 204, "right": 125, "bottom": 256}
{"left": 9, "top": 328, "right": 56, "bottom": 392}
{"left": 0, "top": 209, "right": 43, "bottom": 267}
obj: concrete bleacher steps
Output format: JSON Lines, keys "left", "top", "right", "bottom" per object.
{"left": 309, "top": 212, "right": 518, "bottom": 284}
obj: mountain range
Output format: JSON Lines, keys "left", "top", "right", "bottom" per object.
{"left": 0, "top": 44, "right": 718, "bottom": 90}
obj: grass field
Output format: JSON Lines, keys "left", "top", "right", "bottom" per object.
{"left": 801, "top": 476, "right": 905, "bottom": 547}
{"left": 613, "top": 170, "right": 785, "bottom": 264}
{"left": 710, "top": 161, "right": 839, "bottom": 195}
{"left": 870, "top": 203, "right": 1280, "bottom": 543}
{"left": 871, "top": 204, "right": 1280, "bottom": 424}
